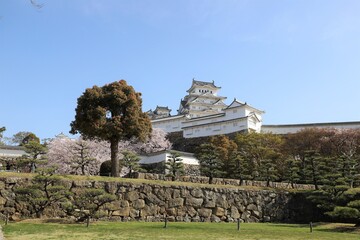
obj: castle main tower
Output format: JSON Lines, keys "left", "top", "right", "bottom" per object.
{"left": 178, "top": 79, "right": 227, "bottom": 118}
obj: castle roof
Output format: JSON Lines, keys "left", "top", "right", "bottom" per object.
{"left": 186, "top": 79, "right": 221, "bottom": 92}
{"left": 155, "top": 106, "right": 171, "bottom": 112}
{"left": 225, "top": 98, "right": 265, "bottom": 113}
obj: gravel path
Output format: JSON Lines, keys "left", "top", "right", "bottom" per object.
{"left": 0, "top": 225, "right": 4, "bottom": 240}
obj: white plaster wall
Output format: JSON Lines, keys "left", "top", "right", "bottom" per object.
{"left": 165, "top": 152, "right": 199, "bottom": 165}
{"left": 139, "top": 152, "right": 167, "bottom": 164}
{"left": 152, "top": 117, "right": 183, "bottom": 133}
{"left": 151, "top": 105, "right": 263, "bottom": 138}
{"left": 223, "top": 107, "right": 246, "bottom": 121}
{"left": 183, "top": 118, "right": 248, "bottom": 138}
{"left": 0, "top": 149, "right": 26, "bottom": 157}
{"left": 262, "top": 122, "right": 360, "bottom": 134}
{"left": 139, "top": 151, "right": 199, "bottom": 165}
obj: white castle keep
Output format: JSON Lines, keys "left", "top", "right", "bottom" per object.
{"left": 147, "top": 79, "right": 360, "bottom": 138}
{"left": 147, "top": 79, "right": 264, "bottom": 138}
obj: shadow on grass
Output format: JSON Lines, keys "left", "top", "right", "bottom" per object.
{"left": 316, "top": 226, "right": 359, "bottom": 234}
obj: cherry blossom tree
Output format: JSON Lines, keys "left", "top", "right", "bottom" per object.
{"left": 47, "top": 128, "right": 170, "bottom": 176}
{"left": 133, "top": 128, "right": 171, "bottom": 154}
{"left": 46, "top": 137, "right": 110, "bottom": 175}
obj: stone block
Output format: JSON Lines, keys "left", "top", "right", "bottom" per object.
{"left": 125, "top": 191, "right": 139, "bottom": 201}
{"left": 105, "top": 182, "right": 118, "bottom": 194}
{"left": 184, "top": 215, "right": 191, "bottom": 222}
{"left": 166, "top": 208, "right": 177, "bottom": 216}
{"left": 167, "top": 216, "right": 176, "bottom": 222}
{"left": 112, "top": 207, "right": 130, "bottom": 217}
{"left": 177, "top": 207, "right": 186, "bottom": 217}
{"left": 211, "top": 215, "right": 221, "bottom": 223}
{"left": 141, "top": 205, "right": 159, "bottom": 217}
{"left": 144, "top": 193, "right": 162, "bottom": 205}
{"left": 10, "top": 212, "right": 21, "bottom": 221}
{"left": 204, "top": 199, "right": 216, "bottom": 208}
{"left": 156, "top": 188, "right": 172, "bottom": 201}
{"left": 172, "top": 189, "right": 181, "bottom": 198}
{"left": 186, "top": 206, "right": 197, "bottom": 217}
{"left": 191, "top": 188, "right": 203, "bottom": 198}
{"left": 132, "top": 199, "right": 145, "bottom": 209}
{"left": 213, "top": 207, "right": 225, "bottom": 217}
{"left": 129, "top": 209, "right": 140, "bottom": 218}
{"left": 198, "top": 208, "right": 212, "bottom": 218}
{"left": 192, "top": 215, "right": 201, "bottom": 222}
{"left": 215, "top": 195, "right": 229, "bottom": 208}
{"left": 168, "top": 198, "right": 184, "bottom": 208}
{"left": 0, "top": 196, "right": 6, "bottom": 205}
{"left": 230, "top": 206, "right": 240, "bottom": 219}
{"left": 186, "top": 197, "right": 203, "bottom": 208}
{"left": 119, "top": 200, "right": 130, "bottom": 208}
{"left": 247, "top": 204, "right": 258, "bottom": 211}
{"left": 252, "top": 210, "right": 261, "bottom": 218}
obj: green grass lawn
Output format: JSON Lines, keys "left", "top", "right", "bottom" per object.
{"left": 2, "top": 220, "right": 360, "bottom": 240}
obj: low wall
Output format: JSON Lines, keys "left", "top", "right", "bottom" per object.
{"left": 0, "top": 177, "right": 315, "bottom": 223}
{"left": 130, "top": 173, "right": 315, "bottom": 190}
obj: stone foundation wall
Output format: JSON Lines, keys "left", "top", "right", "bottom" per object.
{"left": 130, "top": 173, "right": 315, "bottom": 190}
{"left": 0, "top": 177, "right": 310, "bottom": 223}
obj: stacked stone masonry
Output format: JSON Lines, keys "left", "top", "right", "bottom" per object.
{"left": 132, "top": 173, "right": 315, "bottom": 190}
{"left": 0, "top": 177, "right": 301, "bottom": 223}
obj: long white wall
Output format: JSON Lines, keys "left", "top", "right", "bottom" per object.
{"left": 139, "top": 150, "right": 199, "bottom": 165}
{"left": 183, "top": 117, "right": 249, "bottom": 138}
{"left": 151, "top": 115, "right": 184, "bottom": 133}
{"left": 262, "top": 121, "right": 360, "bottom": 134}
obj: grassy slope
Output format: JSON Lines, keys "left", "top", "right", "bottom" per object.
{"left": 3, "top": 221, "right": 360, "bottom": 240}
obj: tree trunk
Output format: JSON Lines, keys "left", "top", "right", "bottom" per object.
{"left": 110, "top": 139, "right": 120, "bottom": 177}
{"left": 209, "top": 176, "right": 213, "bottom": 184}
{"left": 239, "top": 178, "right": 243, "bottom": 186}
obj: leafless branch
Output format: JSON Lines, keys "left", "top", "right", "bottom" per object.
{"left": 30, "top": 0, "right": 44, "bottom": 9}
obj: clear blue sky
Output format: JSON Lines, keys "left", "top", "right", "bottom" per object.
{"left": 1, "top": 0, "right": 360, "bottom": 140}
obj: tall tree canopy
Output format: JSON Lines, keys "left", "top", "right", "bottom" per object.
{"left": 234, "top": 132, "right": 284, "bottom": 182}
{"left": 70, "top": 80, "right": 152, "bottom": 177}
{"left": 11, "top": 131, "right": 34, "bottom": 146}
{"left": 195, "top": 143, "right": 224, "bottom": 184}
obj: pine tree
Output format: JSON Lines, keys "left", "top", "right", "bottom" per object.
{"left": 15, "top": 167, "right": 71, "bottom": 218}
{"left": 18, "top": 140, "right": 47, "bottom": 173}
{"left": 165, "top": 151, "right": 185, "bottom": 181}
{"left": 64, "top": 188, "right": 115, "bottom": 227}
{"left": 121, "top": 150, "right": 142, "bottom": 176}
{"left": 230, "top": 151, "right": 250, "bottom": 185}
{"left": 195, "top": 143, "right": 224, "bottom": 184}
{"left": 326, "top": 188, "right": 360, "bottom": 227}
{"left": 283, "top": 157, "right": 301, "bottom": 188}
